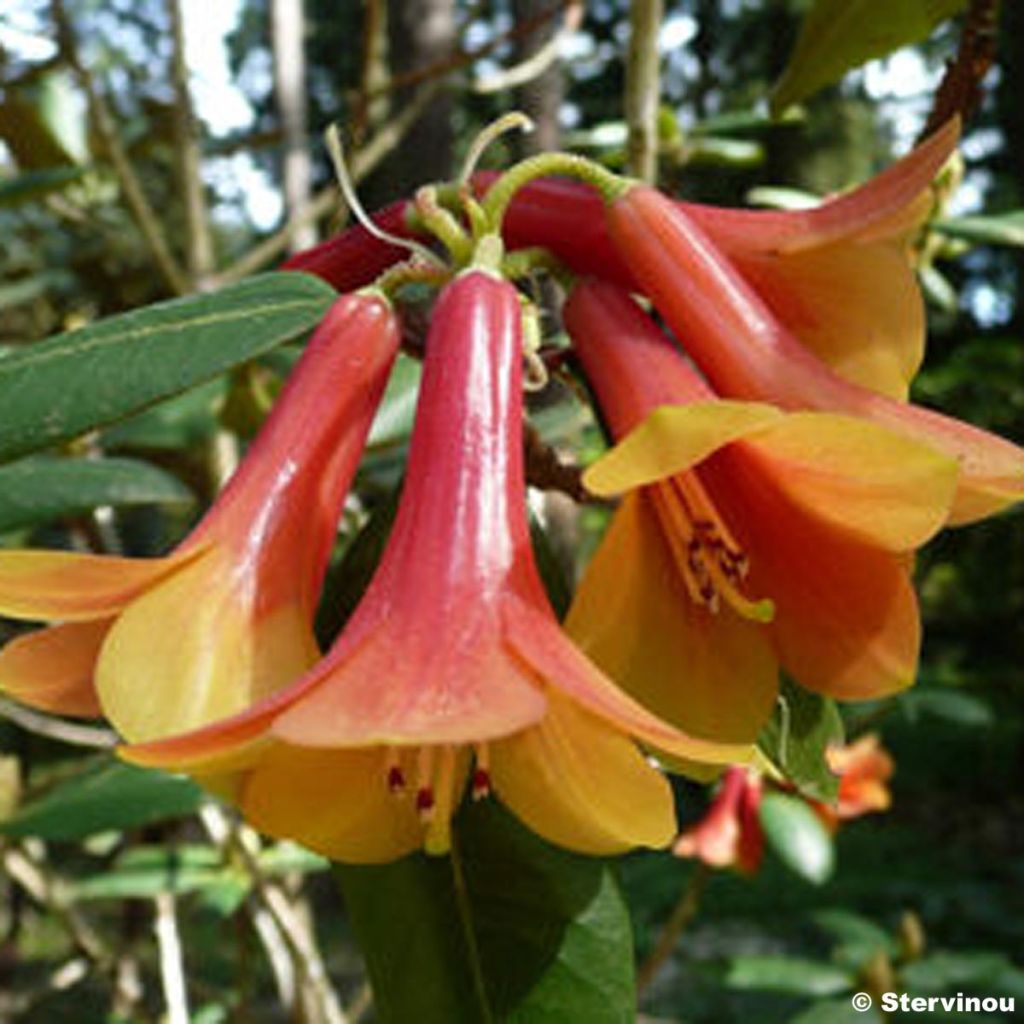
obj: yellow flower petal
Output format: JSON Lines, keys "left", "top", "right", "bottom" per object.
{"left": 504, "top": 597, "right": 754, "bottom": 766}
{"left": 240, "top": 744, "right": 455, "bottom": 863}
{"left": 97, "top": 547, "right": 318, "bottom": 742}
{"left": 0, "top": 549, "right": 198, "bottom": 622}
{"left": 733, "top": 240, "right": 924, "bottom": 399}
{"left": 740, "top": 412, "right": 958, "bottom": 551}
{"left": 566, "top": 494, "right": 778, "bottom": 744}
{"left": 0, "top": 620, "right": 110, "bottom": 716}
{"left": 491, "top": 694, "right": 676, "bottom": 855}
{"left": 583, "top": 401, "right": 782, "bottom": 496}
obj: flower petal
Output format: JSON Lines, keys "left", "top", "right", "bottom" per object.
{"left": 0, "top": 620, "right": 110, "bottom": 716}
{"left": 491, "top": 694, "right": 676, "bottom": 854}
{"left": 504, "top": 596, "right": 754, "bottom": 765}
{"left": 741, "top": 412, "right": 959, "bottom": 551}
{"left": 566, "top": 494, "right": 777, "bottom": 743}
{"left": 732, "top": 240, "right": 924, "bottom": 399}
{"left": 0, "top": 549, "right": 198, "bottom": 622}
{"left": 97, "top": 547, "right": 319, "bottom": 743}
{"left": 702, "top": 451, "right": 922, "bottom": 699}
{"left": 271, "top": 620, "right": 547, "bottom": 748}
{"left": 239, "top": 744, "right": 428, "bottom": 863}
{"left": 584, "top": 401, "right": 782, "bottom": 496}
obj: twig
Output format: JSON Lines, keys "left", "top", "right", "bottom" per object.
{"left": 921, "top": 0, "right": 1000, "bottom": 140}
{"left": 50, "top": 0, "right": 190, "bottom": 295}
{"left": 0, "top": 697, "right": 117, "bottom": 748}
{"left": 524, "top": 423, "right": 587, "bottom": 501}
{"left": 636, "top": 863, "right": 711, "bottom": 996}
{"left": 167, "top": 0, "right": 215, "bottom": 285}
{"left": 271, "top": 0, "right": 315, "bottom": 253}
{"left": 473, "top": 1, "right": 582, "bottom": 94}
{"left": 625, "top": 0, "right": 664, "bottom": 183}
{"left": 360, "top": 1, "right": 571, "bottom": 102}
{"left": 213, "top": 82, "right": 442, "bottom": 286}
{"left": 2, "top": 843, "right": 111, "bottom": 967}
{"left": 199, "top": 804, "right": 349, "bottom": 1024}
{"left": 153, "top": 890, "right": 190, "bottom": 1024}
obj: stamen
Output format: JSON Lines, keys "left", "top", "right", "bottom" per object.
{"left": 415, "top": 747, "right": 436, "bottom": 821}
{"left": 423, "top": 747, "right": 457, "bottom": 856}
{"left": 651, "top": 472, "right": 773, "bottom": 623}
{"left": 472, "top": 743, "right": 492, "bottom": 801}
{"left": 385, "top": 748, "right": 405, "bottom": 794}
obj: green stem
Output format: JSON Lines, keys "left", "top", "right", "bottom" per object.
{"left": 480, "top": 152, "right": 631, "bottom": 231}
{"left": 449, "top": 836, "right": 495, "bottom": 1024}
{"left": 635, "top": 862, "right": 711, "bottom": 996}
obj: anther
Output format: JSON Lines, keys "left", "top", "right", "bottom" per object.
{"left": 472, "top": 743, "right": 492, "bottom": 801}
{"left": 385, "top": 749, "right": 406, "bottom": 794}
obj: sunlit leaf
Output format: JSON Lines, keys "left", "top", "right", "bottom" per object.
{"left": 0, "top": 272, "right": 335, "bottom": 465}
{"left": 759, "top": 793, "right": 835, "bottom": 885}
{"left": 771, "top": 0, "right": 968, "bottom": 115}
{"left": 758, "top": 678, "right": 844, "bottom": 802}
{"left": 722, "top": 954, "right": 852, "bottom": 996}
{"left": 935, "top": 211, "right": 1024, "bottom": 248}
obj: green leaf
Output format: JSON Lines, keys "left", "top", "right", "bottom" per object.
{"left": 770, "top": 0, "right": 968, "bottom": 116}
{"left": 0, "top": 760, "right": 202, "bottom": 840}
{"left": 0, "top": 166, "right": 87, "bottom": 206}
{"left": 758, "top": 678, "right": 844, "bottom": 802}
{"left": 722, "top": 954, "right": 852, "bottom": 996}
{"left": 0, "top": 455, "right": 191, "bottom": 532}
{"left": 367, "top": 353, "right": 421, "bottom": 449}
{"left": 935, "top": 211, "right": 1024, "bottom": 248}
{"left": 810, "top": 909, "right": 897, "bottom": 971}
{"left": 898, "top": 688, "right": 994, "bottom": 727}
{"left": 335, "top": 800, "right": 635, "bottom": 1024}
{"left": 0, "top": 272, "right": 335, "bottom": 465}
{"left": 74, "top": 845, "right": 230, "bottom": 901}
{"left": 902, "top": 951, "right": 1024, "bottom": 995}
{"left": 788, "top": 998, "right": 879, "bottom": 1024}
{"left": 759, "top": 793, "right": 835, "bottom": 885}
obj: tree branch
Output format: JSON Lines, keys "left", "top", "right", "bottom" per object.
{"left": 625, "top": 0, "right": 663, "bottom": 183}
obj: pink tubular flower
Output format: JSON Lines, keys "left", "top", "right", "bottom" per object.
{"left": 121, "top": 252, "right": 749, "bottom": 864}
{"left": 673, "top": 766, "right": 764, "bottom": 875}
{"left": 0, "top": 293, "right": 400, "bottom": 744}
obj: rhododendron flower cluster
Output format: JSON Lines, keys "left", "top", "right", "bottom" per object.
{"left": 1, "top": 117, "right": 1020, "bottom": 863}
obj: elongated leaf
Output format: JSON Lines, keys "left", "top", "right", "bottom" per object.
{"left": 759, "top": 793, "right": 835, "bottom": 885}
{"left": 0, "top": 760, "right": 202, "bottom": 840}
{"left": 771, "top": 0, "right": 968, "bottom": 115}
{"left": 0, "top": 166, "right": 87, "bottom": 206}
{"left": 0, "top": 272, "right": 335, "bottom": 465}
{"left": 0, "top": 455, "right": 191, "bottom": 532}
{"left": 722, "top": 955, "right": 852, "bottom": 996}
{"left": 935, "top": 211, "right": 1024, "bottom": 248}
{"left": 336, "top": 800, "right": 635, "bottom": 1024}
{"left": 758, "top": 678, "right": 844, "bottom": 802}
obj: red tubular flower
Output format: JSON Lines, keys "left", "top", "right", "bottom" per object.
{"left": 284, "top": 122, "right": 956, "bottom": 403}
{"left": 0, "top": 294, "right": 399, "bottom": 742}
{"left": 673, "top": 766, "right": 764, "bottom": 874}
{"left": 121, "top": 255, "right": 748, "bottom": 863}
{"left": 565, "top": 281, "right": 957, "bottom": 732}
{"left": 281, "top": 200, "right": 413, "bottom": 291}
{"left": 601, "top": 137, "right": 1024, "bottom": 526}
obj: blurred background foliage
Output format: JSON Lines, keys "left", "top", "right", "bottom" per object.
{"left": 0, "top": 1, "right": 1022, "bottom": 1022}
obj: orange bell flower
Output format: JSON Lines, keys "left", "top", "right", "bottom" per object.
{"left": 121, "top": 257, "right": 749, "bottom": 863}
{"left": 601, "top": 124, "right": 1024, "bottom": 527}
{"left": 0, "top": 293, "right": 400, "bottom": 741}
{"left": 565, "top": 281, "right": 957, "bottom": 743}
